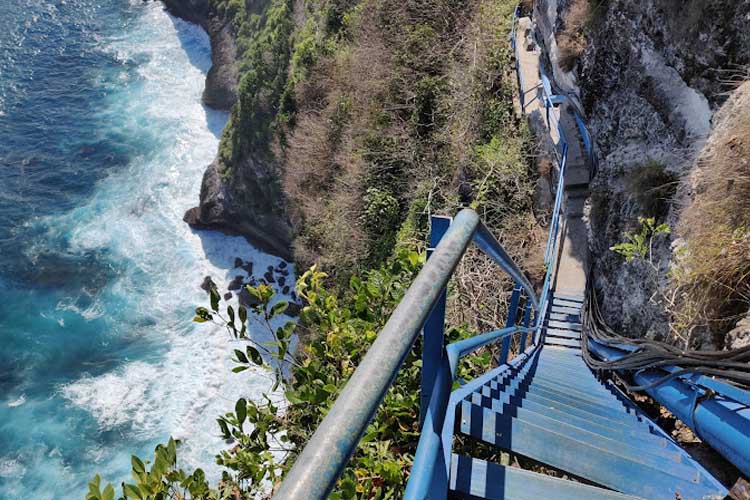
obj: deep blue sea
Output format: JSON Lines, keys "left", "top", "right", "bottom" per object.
{"left": 0, "top": 1, "right": 287, "bottom": 498}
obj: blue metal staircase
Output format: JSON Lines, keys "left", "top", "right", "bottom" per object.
{"left": 270, "top": 7, "right": 748, "bottom": 500}
{"left": 448, "top": 294, "right": 727, "bottom": 500}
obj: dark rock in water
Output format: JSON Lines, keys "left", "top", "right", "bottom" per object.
{"left": 238, "top": 287, "right": 262, "bottom": 307}
{"left": 282, "top": 286, "right": 290, "bottom": 295}
{"left": 241, "top": 261, "right": 253, "bottom": 274}
{"left": 248, "top": 277, "right": 257, "bottom": 286}
{"left": 286, "top": 302, "right": 303, "bottom": 317}
{"left": 200, "top": 276, "right": 217, "bottom": 293}
{"left": 277, "top": 276, "right": 286, "bottom": 287}
{"left": 267, "top": 265, "right": 274, "bottom": 272}
{"left": 278, "top": 269, "right": 289, "bottom": 277}
{"left": 264, "top": 271, "right": 275, "bottom": 283}
{"left": 234, "top": 257, "right": 243, "bottom": 268}
{"left": 224, "top": 292, "right": 233, "bottom": 300}
{"left": 291, "top": 292, "right": 297, "bottom": 301}
{"left": 228, "top": 275, "right": 244, "bottom": 291}
{"left": 279, "top": 261, "right": 287, "bottom": 269}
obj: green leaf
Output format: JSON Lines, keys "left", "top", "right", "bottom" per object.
{"left": 194, "top": 306, "right": 212, "bottom": 322}
{"left": 217, "top": 418, "right": 230, "bottom": 438}
{"left": 247, "top": 345, "right": 263, "bottom": 365}
{"left": 192, "top": 315, "right": 209, "bottom": 323}
{"left": 408, "top": 251, "right": 419, "bottom": 267}
{"left": 340, "top": 478, "right": 356, "bottom": 499}
{"left": 210, "top": 288, "right": 220, "bottom": 312}
{"left": 235, "top": 398, "right": 247, "bottom": 426}
{"left": 270, "top": 301, "right": 288, "bottom": 317}
{"left": 232, "top": 365, "right": 249, "bottom": 373}
{"left": 131, "top": 455, "right": 145, "bottom": 474}
{"left": 88, "top": 474, "right": 101, "bottom": 490}
{"left": 102, "top": 484, "right": 115, "bottom": 500}
{"left": 122, "top": 483, "right": 143, "bottom": 500}
{"left": 234, "top": 349, "right": 249, "bottom": 363}
{"left": 245, "top": 285, "right": 262, "bottom": 300}
{"left": 227, "top": 305, "right": 235, "bottom": 323}
{"left": 239, "top": 305, "right": 247, "bottom": 323}
{"left": 322, "top": 383, "right": 338, "bottom": 394}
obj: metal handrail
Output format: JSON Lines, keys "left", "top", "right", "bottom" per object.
{"left": 404, "top": 325, "right": 536, "bottom": 499}
{"left": 274, "top": 9, "right": 581, "bottom": 499}
{"left": 272, "top": 209, "right": 539, "bottom": 500}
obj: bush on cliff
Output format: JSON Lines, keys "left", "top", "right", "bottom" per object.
{"left": 87, "top": 251, "right": 494, "bottom": 499}
{"left": 86, "top": 0, "right": 542, "bottom": 497}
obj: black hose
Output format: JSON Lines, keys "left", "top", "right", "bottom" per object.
{"left": 579, "top": 273, "right": 750, "bottom": 391}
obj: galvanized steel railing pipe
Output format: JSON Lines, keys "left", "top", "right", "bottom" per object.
{"left": 272, "top": 209, "right": 481, "bottom": 500}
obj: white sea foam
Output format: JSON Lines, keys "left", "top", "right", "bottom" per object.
{"left": 44, "top": 2, "right": 291, "bottom": 482}
{"left": 7, "top": 394, "right": 27, "bottom": 407}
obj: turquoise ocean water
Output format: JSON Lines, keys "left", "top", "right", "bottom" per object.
{"left": 0, "top": 1, "right": 286, "bottom": 497}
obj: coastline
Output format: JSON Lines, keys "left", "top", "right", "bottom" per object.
{"left": 159, "top": 0, "right": 294, "bottom": 261}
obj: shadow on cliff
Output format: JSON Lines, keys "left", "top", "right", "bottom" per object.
{"left": 166, "top": 10, "right": 229, "bottom": 138}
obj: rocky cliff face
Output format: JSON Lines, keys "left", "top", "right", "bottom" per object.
{"left": 162, "top": 0, "right": 292, "bottom": 259}
{"left": 536, "top": 0, "right": 750, "bottom": 344}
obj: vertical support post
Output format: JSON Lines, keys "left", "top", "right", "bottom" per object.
{"left": 519, "top": 302, "right": 532, "bottom": 353}
{"left": 532, "top": 307, "right": 542, "bottom": 346}
{"left": 499, "top": 284, "right": 522, "bottom": 365}
{"left": 420, "top": 216, "right": 451, "bottom": 425}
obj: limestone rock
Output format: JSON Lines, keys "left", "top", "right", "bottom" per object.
{"left": 727, "top": 314, "right": 750, "bottom": 350}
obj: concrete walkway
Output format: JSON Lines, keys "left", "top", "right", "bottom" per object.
{"left": 513, "top": 16, "right": 589, "bottom": 297}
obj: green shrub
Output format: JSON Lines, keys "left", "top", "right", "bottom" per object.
{"left": 610, "top": 217, "right": 670, "bottom": 262}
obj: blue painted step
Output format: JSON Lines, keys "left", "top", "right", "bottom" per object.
{"left": 544, "top": 328, "right": 580, "bottom": 339}
{"left": 544, "top": 337, "right": 581, "bottom": 348}
{"left": 458, "top": 401, "right": 725, "bottom": 500}
{"left": 475, "top": 400, "right": 691, "bottom": 467}
{"left": 546, "top": 319, "right": 581, "bottom": 331}
{"left": 445, "top": 292, "right": 727, "bottom": 500}
{"left": 449, "top": 454, "right": 644, "bottom": 500}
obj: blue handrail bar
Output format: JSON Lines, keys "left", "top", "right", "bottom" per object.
{"left": 272, "top": 209, "right": 539, "bottom": 500}
{"left": 274, "top": 9, "right": 586, "bottom": 499}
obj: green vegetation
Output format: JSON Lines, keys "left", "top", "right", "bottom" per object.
{"left": 86, "top": 0, "right": 542, "bottom": 497}
{"left": 212, "top": 0, "right": 294, "bottom": 166}
{"left": 87, "top": 252, "right": 494, "bottom": 499}
{"left": 610, "top": 217, "right": 670, "bottom": 262}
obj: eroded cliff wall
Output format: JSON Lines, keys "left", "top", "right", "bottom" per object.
{"left": 537, "top": 0, "right": 750, "bottom": 347}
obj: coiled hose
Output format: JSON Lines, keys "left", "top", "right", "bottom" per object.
{"left": 580, "top": 280, "right": 750, "bottom": 391}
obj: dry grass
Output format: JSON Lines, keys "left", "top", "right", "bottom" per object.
{"left": 557, "top": 0, "right": 591, "bottom": 72}
{"left": 281, "top": 4, "right": 398, "bottom": 276}
{"left": 626, "top": 160, "right": 679, "bottom": 219}
{"left": 433, "top": 0, "right": 543, "bottom": 334}
{"left": 671, "top": 81, "right": 750, "bottom": 348}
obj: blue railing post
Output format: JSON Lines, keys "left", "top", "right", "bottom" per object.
{"left": 421, "top": 215, "right": 451, "bottom": 424}
{"left": 519, "top": 301, "right": 532, "bottom": 352}
{"left": 500, "top": 284, "right": 522, "bottom": 364}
